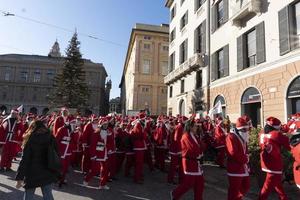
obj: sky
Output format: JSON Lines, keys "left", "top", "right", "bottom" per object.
{"left": 0, "top": 0, "right": 169, "bottom": 98}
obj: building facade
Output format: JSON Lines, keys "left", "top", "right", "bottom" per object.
{"left": 119, "top": 23, "right": 169, "bottom": 115}
{"left": 109, "top": 97, "right": 121, "bottom": 114}
{"left": 0, "top": 41, "right": 110, "bottom": 115}
{"left": 165, "top": 0, "right": 300, "bottom": 126}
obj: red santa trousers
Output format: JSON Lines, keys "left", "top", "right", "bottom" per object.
{"left": 227, "top": 176, "right": 250, "bottom": 200}
{"left": 216, "top": 147, "right": 226, "bottom": 167}
{"left": 124, "top": 153, "right": 135, "bottom": 177}
{"left": 60, "top": 156, "right": 71, "bottom": 183}
{"left": 172, "top": 174, "right": 204, "bottom": 200}
{"left": 0, "top": 142, "right": 16, "bottom": 169}
{"left": 144, "top": 148, "right": 154, "bottom": 171}
{"left": 71, "top": 151, "right": 83, "bottom": 167}
{"left": 156, "top": 148, "right": 167, "bottom": 171}
{"left": 115, "top": 152, "right": 125, "bottom": 174}
{"left": 85, "top": 160, "right": 108, "bottom": 186}
{"left": 258, "top": 173, "right": 288, "bottom": 200}
{"left": 107, "top": 153, "right": 116, "bottom": 179}
{"left": 134, "top": 150, "right": 144, "bottom": 183}
{"left": 81, "top": 148, "right": 91, "bottom": 174}
{"left": 167, "top": 154, "right": 183, "bottom": 183}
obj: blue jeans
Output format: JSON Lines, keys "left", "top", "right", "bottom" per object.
{"left": 24, "top": 184, "right": 54, "bottom": 200}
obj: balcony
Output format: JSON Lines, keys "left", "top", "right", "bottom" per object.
{"left": 231, "top": 0, "right": 262, "bottom": 27}
{"left": 164, "top": 53, "right": 205, "bottom": 85}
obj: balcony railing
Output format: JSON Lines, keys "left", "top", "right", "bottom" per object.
{"left": 164, "top": 53, "right": 205, "bottom": 85}
{"left": 231, "top": 0, "right": 262, "bottom": 27}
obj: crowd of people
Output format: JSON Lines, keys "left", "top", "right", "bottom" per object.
{"left": 0, "top": 107, "right": 299, "bottom": 200}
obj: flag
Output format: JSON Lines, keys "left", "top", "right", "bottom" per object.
{"left": 17, "top": 105, "right": 23, "bottom": 113}
{"left": 208, "top": 100, "right": 222, "bottom": 118}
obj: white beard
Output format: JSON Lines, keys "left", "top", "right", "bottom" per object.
{"left": 100, "top": 129, "right": 108, "bottom": 140}
{"left": 92, "top": 124, "right": 98, "bottom": 130}
{"left": 239, "top": 131, "right": 249, "bottom": 143}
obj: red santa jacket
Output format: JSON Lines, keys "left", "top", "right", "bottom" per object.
{"left": 106, "top": 127, "right": 116, "bottom": 155}
{"left": 53, "top": 116, "right": 69, "bottom": 137}
{"left": 226, "top": 130, "right": 249, "bottom": 177}
{"left": 115, "top": 128, "right": 126, "bottom": 153}
{"left": 71, "top": 128, "right": 82, "bottom": 153}
{"left": 214, "top": 123, "right": 226, "bottom": 148}
{"left": 259, "top": 130, "right": 290, "bottom": 174}
{"left": 81, "top": 122, "right": 95, "bottom": 150}
{"left": 289, "top": 120, "right": 300, "bottom": 134}
{"left": 0, "top": 118, "right": 22, "bottom": 145}
{"left": 154, "top": 123, "right": 168, "bottom": 149}
{"left": 55, "top": 126, "right": 75, "bottom": 158}
{"left": 291, "top": 143, "right": 300, "bottom": 189}
{"left": 181, "top": 132, "right": 204, "bottom": 175}
{"left": 170, "top": 123, "right": 184, "bottom": 155}
{"left": 89, "top": 129, "right": 108, "bottom": 161}
{"left": 131, "top": 120, "right": 146, "bottom": 151}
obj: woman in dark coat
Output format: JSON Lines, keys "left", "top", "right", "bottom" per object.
{"left": 15, "top": 120, "right": 59, "bottom": 200}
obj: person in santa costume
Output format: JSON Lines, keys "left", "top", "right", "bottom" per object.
{"left": 106, "top": 116, "right": 117, "bottom": 180}
{"left": 53, "top": 108, "right": 70, "bottom": 137}
{"left": 55, "top": 117, "right": 77, "bottom": 187}
{"left": 70, "top": 116, "right": 83, "bottom": 168}
{"left": 81, "top": 115, "right": 98, "bottom": 174}
{"left": 144, "top": 118, "right": 154, "bottom": 172}
{"left": 258, "top": 117, "right": 290, "bottom": 200}
{"left": 115, "top": 120, "right": 127, "bottom": 174}
{"left": 168, "top": 119, "right": 183, "bottom": 184}
{"left": 213, "top": 116, "right": 227, "bottom": 168}
{"left": 0, "top": 109, "right": 23, "bottom": 172}
{"left": 124, "top": 121, "right": 135, "bottom": 177}
{"left": 226, "top": 117, "right": 250, "bottom": 200}
{"left": 290, "top": 130, "right": 300, "bottom": 190}
{"left": 171, "top": 118, "right": 205, "bottom": 200}
{"left": 154, "top": 117, "right": 168, "bottom": 172}
{"left": 131, "top": 113, "right": 147, "bottom": 184}
{"left": 84, "top": 118, "right": 110, "bottom": 190}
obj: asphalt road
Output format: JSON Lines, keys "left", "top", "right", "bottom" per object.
{"left": 0, "top": 159, "right": 299, "bottom": 200}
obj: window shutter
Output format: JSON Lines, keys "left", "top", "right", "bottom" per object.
{"left": 223, "top": 44, "right": 229, "bottom": 77}
{"left": 278, "top": 6, "right": 291, "bottom": 56}
{"left": 211, "top": 52, "right": 217, "bottom": 81}
{"left": 237, "top": 34, "right": 247, "bottom": 72}
{"left": 194, "top": 27, "right": 199, "bottom": 53}
{"left": 289, "top": 6, "right": 299, "bottom": 50}
{"left": 223, "top": 0, "right": 229, "bottom": 23}
{"left": 194, "top": 0, "right": 199, "bottom": 12}
{"left": 211, "top": 5, "right": 217, "bottom": 33}
{"left": 201, "top": 20, "right": 206, "bottom": 54}
{"left": 185, "top": 39, "right": 188, "bottom": 61}
{"left": 256, "top": 21, "right": 266, "bottom": 64}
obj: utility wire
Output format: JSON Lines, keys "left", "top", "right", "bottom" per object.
{"left": 0, "top": 9, "right": 126, "bottom": 47}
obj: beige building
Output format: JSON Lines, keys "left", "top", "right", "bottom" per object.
{"left": 0, "top": 41, "right": 110, "bottom": 115}
{"left": 165, "top": 0, "right": 300, "bottom": 127}
{"left": 119, "top": 23, "right": 169, "bottom": 115}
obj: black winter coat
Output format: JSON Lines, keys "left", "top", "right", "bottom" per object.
{"left": 15, "top": 128, "right": 59, "bottom": 189}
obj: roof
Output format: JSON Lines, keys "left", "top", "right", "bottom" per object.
{"left": 119, "top": 23, "right": 169, "bottom": 88}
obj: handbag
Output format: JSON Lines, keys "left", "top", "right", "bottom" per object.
{"left": 47, "top": 136, "right": 62, "bottom": 172}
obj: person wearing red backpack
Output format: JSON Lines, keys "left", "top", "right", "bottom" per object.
{"left": 258, "top": 117, "right": 290, "bottom": 200}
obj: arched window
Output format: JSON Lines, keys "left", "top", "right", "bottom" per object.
{"left": 179, "top": 99, "right": 185, "bottom": 116}
{"left": 287, "top": 76, "right": 300, "bottom": 116}
{"left": 241, "top": 87, "right": 262, "bottom": 127}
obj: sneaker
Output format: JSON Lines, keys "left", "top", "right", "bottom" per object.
{"left": 99, "top": 185, "right": 110, "bottom": 190}
{"left": 83, "top": 181, "right": 88, "bottom": 187}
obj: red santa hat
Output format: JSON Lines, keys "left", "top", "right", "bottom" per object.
{"left": 236, "top": 117, "right": 249, "bottom": 130}
{"left": 266, "top": 117, "right": 281, "bottom": 130}
{"left": 99, "top": 117, "right": 109, "bottom": 125}
{"left": 90, "top": 114, "right": 98, "bottom": 122}
{"left": 216, "top": 116, "right": 223, "bottom": 122}
{"left": 138, "top": 112, "right": 146, "bottom": 120}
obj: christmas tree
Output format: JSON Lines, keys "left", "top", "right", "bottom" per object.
{"left": 50, "top": 32, "right": 90, "bottom": 109}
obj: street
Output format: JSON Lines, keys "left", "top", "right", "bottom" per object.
{"left": 0, "top": 159, "right": 299, "bottom": 200}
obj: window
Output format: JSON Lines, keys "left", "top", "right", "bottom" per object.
{"left": 162, "top": 46, "right": 169, "bottom": 51}
{"left": 33, "top": 69, "right": 41, "bottom": 83}
{"left": 4, "top": 71, "right": 10, "bottom": 81}
{"left": 296, "top": 2, "right": 300, "bottom": 35}
{"left": 170, "top": 28, "right": 176, "bottom": 42}
{"left": 180, "top": 39, "right": 188, "bottom": 64}
{"left": 196, "top": 70, "right": 203, "bottom": 89}
{"left": 218, "top": 49, "right": 224, "bottom": 78}
{"left": 171, "top": 5, "right": 176, "bottom": 20}
{"left": 142, "top": 86, "right": 150, "bottom": 93}
{"left": 180, "top": 11, "right": 188, "bottom": 30}
{"left": 195, "top": 0, "right": 206, "bottom": 11}
{"left": 144, "top": 43, "right": 151, "bottom": 50}
{"left": 195, "top": 21, "right": 206, "bottom": 53}
{"left": 143, "top": 59, "right": 151, "bottom": 74}
{"left": 161, "top": 87, "right": 167, "bottom": 94}
{"left": 47, "top": 69, "right": 55, "bottom": 81}
{"left": 217, "top": 0, "right": 224, "bottom": 27}
{"left": 144, "top": 36, "right": 151, "bottom": 40}
{"left": 169, "top": 86, "right": 173, "bottom": 98}
{"left": 161, "top": 61, "right": 168, "bottom": 76}
{"left": 247, "top": 29, "right": 257, "bottom": 67}
{"left": 181, "top": 79, "right": 185, "bottom": 93}
{"left": 20, "top": 70, "right": 28, "bottom": 82}
{"left": 181, "top": 0, "right": 185, "bottom": 6}
{"left": 169, "top": 53, "right": 175, "bottom": 72}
